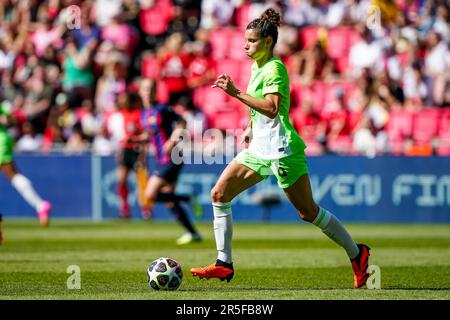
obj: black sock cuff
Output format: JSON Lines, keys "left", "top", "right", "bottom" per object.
{"left": 216, "top": 259, "right": 233, "bottom": 269}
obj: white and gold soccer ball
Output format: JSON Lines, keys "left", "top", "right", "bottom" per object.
{"left": 147, "top": 257, "right": 183, "bottom": 291}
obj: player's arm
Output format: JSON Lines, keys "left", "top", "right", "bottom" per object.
{"left": 128, "top": 131, "right": 150, "bottom": 144}
{"left": 163, "top": 118, "right": 187, "bottom": 154}
{"left": 212, "top": 74, "right": 280, "bottom": 119}
{"left": 0, "top": 110, "right": 15, "bottom": 128}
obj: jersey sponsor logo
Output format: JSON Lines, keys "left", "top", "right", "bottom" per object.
{"left": 277, "top": 166, "right": 288, "bottom": 178}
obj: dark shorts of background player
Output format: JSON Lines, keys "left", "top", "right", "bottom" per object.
{"left": 118, "top": 147, "right": 141, "bottom": 170}
{"left": 153, "top": 160, "right": 184, "bottom": 184}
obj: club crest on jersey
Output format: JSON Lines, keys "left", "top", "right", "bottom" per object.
{"left": 148, "top": 116, "right": 156, "bottom": 125}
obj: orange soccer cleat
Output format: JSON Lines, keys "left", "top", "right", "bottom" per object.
{"left": 351, "top": 244, "right": 371, "bottom": 288}
{"left": 190, "top": 260, "right": 234, "bottom": 282}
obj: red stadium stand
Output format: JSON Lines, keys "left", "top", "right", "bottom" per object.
{"left": 412, "top": 108, "right": 440, "bottom": 145}
{"left": 299, "top": 26, "right": 320, "bottom": 49}
{"left": 386, "top": 110, "right": 414, "bottom": 155}
{"left": 208, "top": 110, "right": 243, "bottom": 131}
{"left": 229, "top": 28, "right": 246, "bottom": 60}
{"left": 437, "top": 109, "right": 450, "bottom": 155}
{"left": 139, "top": 0, "right": 174, "bottom": 36}
{"left": 209, "top": 28, "right": 232, "bottom": 60}
{"left": 192, "top": 85, "right": 228, "bottom": 113}
{"left": 234, "top": 2, "right": 252, "bottom": 30}
{"left": 141, "top": 53, "right": 160, "bottom": 79}
{"left": 326, "top": 27, "right": 350, "bottom": 60}
{"left": 216, "top": 58, "right": 242, "bottom": 84}
{"left": 327, "top": 135, "right": 353, "bottom": 154}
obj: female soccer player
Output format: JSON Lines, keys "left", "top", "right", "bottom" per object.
{"left": 138, "top": 78, "right": 202, "bottom": 245}
{"left": 0, "top": 103, "right": 52, "bottom": 226}
{"left": 190, "top": 9, "right": 371, "bottom": 288}
{"left": 115, "top": 91, "right": 145, "bottom": 219}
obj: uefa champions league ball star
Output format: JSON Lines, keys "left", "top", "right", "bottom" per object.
{"left": 147, "top": 257, "right": 183, "bottom": 290}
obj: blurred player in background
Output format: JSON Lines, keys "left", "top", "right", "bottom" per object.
{"left": 191, "top": 9, "right": 371, "bottom": 288}
{"left": 115, "top": 91, "right": 146, "bottom": 219}
{"left": 136, "top": 78, "right": 202, "bottom": 245}
{"left": 0, "top": 102, "right": 52, "bottom": 226}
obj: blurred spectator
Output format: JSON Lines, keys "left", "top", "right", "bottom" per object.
{"left": 294, "top": 95, "right": 327, "bottom": 148}
{"left": 343, "top": 0, "right": 370, "bottom": 24}
{"left": 15, "top": 121, "right": 43, "bottom": 152}
{"left": 349, "top": 25, "right": 384, "bottom": 78}
{"left": 424, "top": 31, "right": 449, "bottom": 106}
{"left": 92, "top": 124, "right": 116, "bottom": 156}
{"left": 94, "top": 57, "right": 127, "bottom": 115}
{"left": 31, "top": 15, "right": 65, "bottom": 57}
{"left": 62, "top": 37, "right": 96, "bottom": 108}
{"left": 292, "top": 41, "right": 337, "bottom": 85}
{"left": 0, "top": 0, "right": 448, "bottom": 158}
{"left": 200, "top": 0, "right": 240, "bottom": 29}
{"left": 186, "top": 32, "right": 215, "bottom": 89}
{"left": 159, "top": 32, "right": 191, "bottom": 106}
{"left": 71, "top": 8, "right": 101, "bottom": 49}
{"left": 403, "top": 60, "right": 429, "bottom": 108}
{"left": 101, "top": 14, "right": 138, "bottom": 57}
{"left": 93, "top": 0, "right": 123, "bottom": 27}
{"left": 324, "top": 0, "right": 346, "bottom": 28}
{"left": 64, "top": 122, "right": 90, "bottom": 154}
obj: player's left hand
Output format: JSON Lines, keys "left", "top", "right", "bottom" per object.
{"left": 212, "top": 74, "right": 240, "bottom": 97}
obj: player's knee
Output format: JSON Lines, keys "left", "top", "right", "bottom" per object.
{"left": 296, "top": 206, "right": 318, "bottom": 223}
{"left": 210, "top": 187, "right": 230, "bottom": 203}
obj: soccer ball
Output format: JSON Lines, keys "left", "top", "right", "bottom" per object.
{"left": 147, "top": 257, "right": 183, "bottom": 290}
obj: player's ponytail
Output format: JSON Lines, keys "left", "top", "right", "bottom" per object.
{"left": 246, "top": 8, "right": 281, "bottom": 49}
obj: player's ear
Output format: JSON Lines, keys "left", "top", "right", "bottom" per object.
{"left": 265, "top": 36, "right": 273, "bottom": 48}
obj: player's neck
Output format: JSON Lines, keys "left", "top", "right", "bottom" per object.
{"left": 255, "top": 52, "right": 273, "bottom": 68}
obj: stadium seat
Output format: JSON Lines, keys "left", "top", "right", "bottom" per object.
{"left": 326, "top": 27, "right": 350, "bottom": 59}
{"left": 141, "top": 54, "right": 160, "bottom": 79}
{"left": 237, "top": 59, "right": 253, "bottom": 88}
{"left": 229, "top": 28, "right": 246, "bottom": 60}
{"left": 303, "top": 139, "right": 325, "bottom": 156}
{"left": 215, "top": 58, "right": 242, "bottom": 84}
{"left": 327, "top": 135, "right": 353, "bottom": 154}
{"left": 412, "top": 108, "right": 440, "bottom": 145}
{"left": 234, "top": 2, "right": 252, "bottom": 30}
{"left": 335, "top": 56, "right": 350, "bottom": 74}
{"left": 436, "top": 109, "right": 450, "bottom": 155}
{"left": 193, "top": 85, "right": 228, "bottom": 113}
{"left": 438, "top": 108, "right": 450, "bottom": 138}
{"left": 156, "top": 80, "right": 169, "bottom": 104}
{"left": 386, "top": 110, "right": 416, "bottom": 155}
{"left": 299, "top": 26, "right": 320, "bottom": 49}
{"left": 139, "top": 0, "right": 174, "bottom": 36}
{"left": 386, "top": 110, "right": 414, "bottom": 141}
{"left": 208, "top": 29, "right": 231, "bottom": 60}
{"left": 311, "top": 81, "right": 326, "bottom": 113}
{"left": 208, "top": 110, "right": 243, "bottom": 130}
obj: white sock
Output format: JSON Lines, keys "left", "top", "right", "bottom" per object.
{"left": 11, "top": 174, "right": 44, "bottom": 211}
{"left": 312, "top": 207, "right": 360, "bottom": 259}
{"left": 213, "top": 202, "right": 233, "bottom": 264}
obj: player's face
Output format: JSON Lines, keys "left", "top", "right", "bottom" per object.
{"left": 244, "top": 29, "right": 272, "bottom": 60}
{"left": 139, "top": 79, "right": 156, "bottom": 106}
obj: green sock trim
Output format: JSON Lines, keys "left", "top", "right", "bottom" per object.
{"left": 213, "top": 203, "right": 232, "bottom": 210}
{"left": 314, "top": 209, "right": 325, "bottom": 227}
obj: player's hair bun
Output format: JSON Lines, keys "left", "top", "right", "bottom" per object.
{"left": 260, "top": 8, "right": 281, "bottom": 29}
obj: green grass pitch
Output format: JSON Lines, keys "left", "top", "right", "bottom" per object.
{"left": 0, "top": 220, "right": 449, "bottom": 300}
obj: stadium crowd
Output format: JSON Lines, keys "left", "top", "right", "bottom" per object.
{"left": 0, "top": 0, "right": 449, "bottom": 157}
